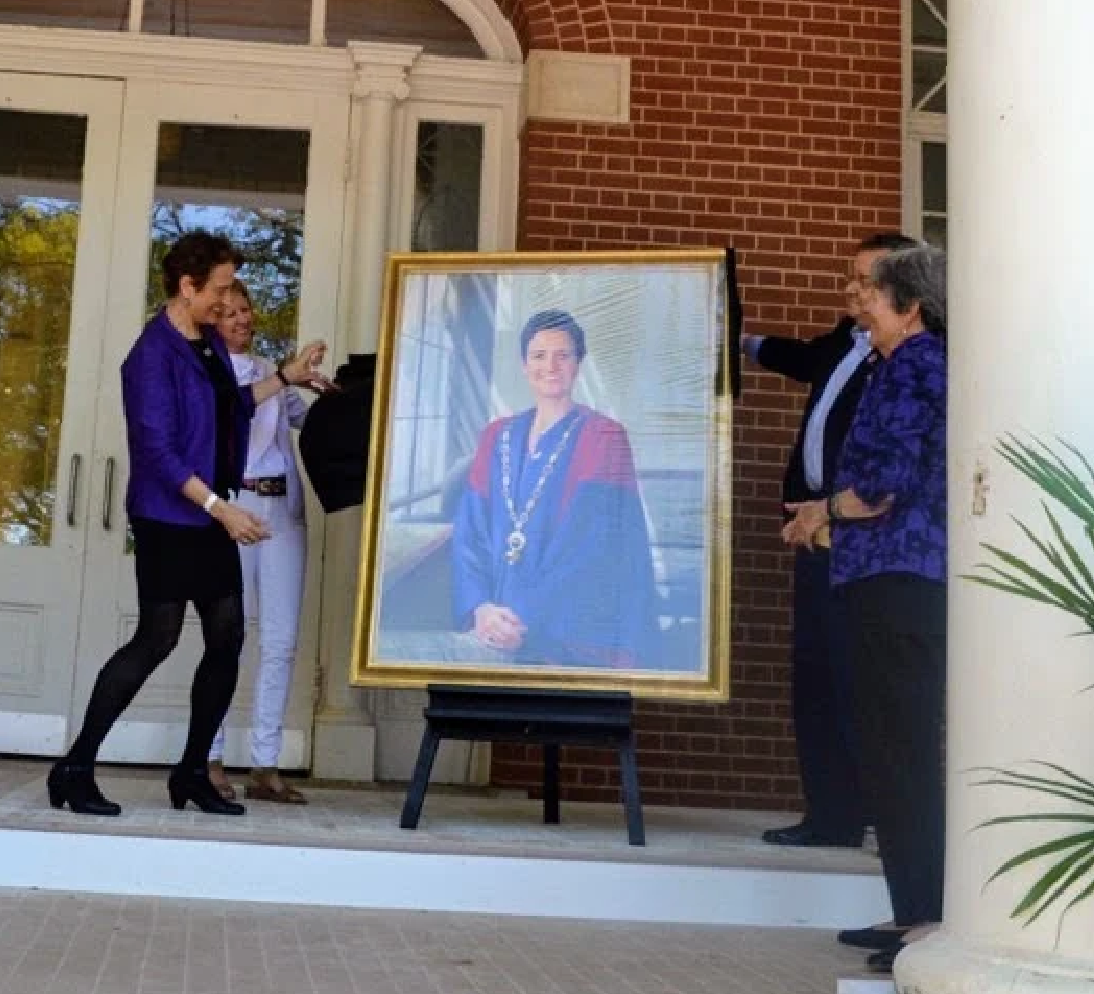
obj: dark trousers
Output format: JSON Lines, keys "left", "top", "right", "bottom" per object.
{"left": 791, "top": 548, "right": 864, "bottom": 837}
{"left": 844, "top": 573, "right": 946, "bottom": 926}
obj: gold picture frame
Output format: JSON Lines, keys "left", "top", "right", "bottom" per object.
{"left": 350, "top": 250, "right": 731, "bottom": 701}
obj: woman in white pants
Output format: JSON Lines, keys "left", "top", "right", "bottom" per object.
{"left": 208, "top": 281, "right": 309, "bottom": 804}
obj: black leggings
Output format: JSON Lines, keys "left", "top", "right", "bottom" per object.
{"left": 67, "top": 593, "right": 245, "bottom": 771}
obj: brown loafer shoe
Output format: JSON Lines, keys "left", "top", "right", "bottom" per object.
{"left": 244, "top": 769, "right": 307, "bottom": 805}
{"left": 207, "top": 761, "right": 237, "bottom": 801}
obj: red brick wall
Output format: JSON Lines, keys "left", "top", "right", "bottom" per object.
{"left": 489, "top": 0, "right": 904, "bottom": 809}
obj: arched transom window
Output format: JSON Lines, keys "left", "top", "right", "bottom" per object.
{"left": 0, "top": 0, "right": 485, "bottom": 56}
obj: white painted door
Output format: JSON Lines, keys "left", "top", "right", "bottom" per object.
{"left": 0, "top": 74, "right": 124, "bottom": 755}
{"left": 73, "top": 80, "right": 350, "bottom": 766}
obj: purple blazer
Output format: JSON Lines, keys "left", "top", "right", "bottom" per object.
{"left": 122, "top": 309, "right": 256, "bottom": 526}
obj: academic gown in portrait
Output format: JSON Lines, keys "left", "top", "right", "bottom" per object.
{"left": 452, "top": 405, "right": 662, "bottom": 669}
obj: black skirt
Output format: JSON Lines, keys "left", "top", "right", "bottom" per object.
{"left": 131, "top": 516, "right": 243, "bottom": 604}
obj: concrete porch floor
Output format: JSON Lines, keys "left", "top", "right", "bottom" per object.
{"left": 0, "top": 888, "right": 887, "bottom": 994}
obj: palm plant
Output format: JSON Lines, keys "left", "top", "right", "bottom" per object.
{"left": 966, "top": 435, "right": 1094, "bottom": 931}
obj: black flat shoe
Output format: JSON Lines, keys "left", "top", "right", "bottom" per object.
{"left": 838, "top": 925, "right": 910, "bottom": 950}
{"left": 46, "top": 762, "right": 121, "bottom": 817}
{"left": 168, "top": 768, "right": 245, "bottom": 815}
{"left": 866, "top": 941, "right": 907, "bottom": 974}
{"left": 761, "top": 821, "right": 863, "bottom": 848}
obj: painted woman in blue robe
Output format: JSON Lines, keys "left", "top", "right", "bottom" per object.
{"left": 451, "top": 310, "right": 661, "bottom": 669}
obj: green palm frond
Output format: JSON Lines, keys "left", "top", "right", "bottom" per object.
{"left": 965, "top": 436, "right": 1094, "bottom": 637}
{"left": 974, "top": 763, "right": 1094, "bottom": 930}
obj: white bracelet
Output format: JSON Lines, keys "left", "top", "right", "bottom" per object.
{"left": 202, "top": 493, "right": 220, "bottom": 514}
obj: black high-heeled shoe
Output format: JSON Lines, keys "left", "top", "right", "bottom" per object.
{"left": 46, "top": 762, "right": 121, "bottom": 816}
{"left": 167, "top": 767, "right": 245, "bottom": 815}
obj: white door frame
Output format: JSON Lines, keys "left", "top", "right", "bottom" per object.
{"left": 0, "top": 73, "right": 124, "bottom": 755}
{"left": 73, "top": 79, "right": 351, "bottom": 766}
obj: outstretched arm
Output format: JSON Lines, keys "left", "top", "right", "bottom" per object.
{"left": 251, "top": 341, "right": 333, "bottom": 406}
{"left": 742, "top": 317, "right": 856, "bottom": 384}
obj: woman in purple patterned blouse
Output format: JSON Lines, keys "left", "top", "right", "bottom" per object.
{"left": 782, "top": 245, "right": 947, "bottom": 975}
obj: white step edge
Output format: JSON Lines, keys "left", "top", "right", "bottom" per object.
{"left": 0, "top": 828, "right": 890, "bottom": 927}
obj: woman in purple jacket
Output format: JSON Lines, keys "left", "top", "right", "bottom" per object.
{"left": 47, "top": 231, "right": 327, "bottom": 818}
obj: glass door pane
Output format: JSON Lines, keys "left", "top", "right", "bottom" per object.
{"left": 911, "top": 0, "right": 947, "bottom": 113}
{"left": 142, "top": 0, "right": 310, "bottom": 44}
{"left": 148, "top": 123, "right": 310, "bottom": 359}
{"left": 412, "top": 121, "right": 484, "bottom": 252}
{"left": 121, "top": 122, "right": 311, "bottom": 555}
{"left": 921, "top": 141, "right": 947, "bottom": 248}
{"left": 0, "top": 111, "right": 87, "bottom": 546}
{"left": 326, "top": 0, "right": 483, "bottom": 57}
{"left": 0, "top": 0, "right": 131, "bottom": 31}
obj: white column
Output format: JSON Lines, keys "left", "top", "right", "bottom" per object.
{"left": 311, "top": 44, "right": 418, "bottom": 781}
{"left": 344, "top": 46, "right": 418, "bottom": 353}
{"left": 899, "top": 2, "right": 1094, "bottom": 990}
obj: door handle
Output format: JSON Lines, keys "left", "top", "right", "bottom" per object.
{"left": 66, "top": 453, "right": 81, "bottom": 527}
{"left": 102, "top": 457, "right": 115, "bottom": 530}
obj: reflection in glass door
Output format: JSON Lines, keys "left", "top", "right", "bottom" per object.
{"left": 146, "top": 123, "right": 311, "bottom": 359}
{"left": 75, "top": 82, "right": 349, "bottom": 765}
{"left": 0, "top": 76, "right": 123, "bottom": 753}
{"left": 119, "top": 122, "right": 313, "bottom": 558}
{"left": 0, "top": 111, "right": 84, "bottom": 548}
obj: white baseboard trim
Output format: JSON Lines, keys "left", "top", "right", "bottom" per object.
{"left": 0, "top": 712, "right": 67, "bottom": 755}
{"left": 0, "top": 828, "right": 890, "bottom": 927}
{"left": 311, "top": 719, "right": 376, "bottom": 781}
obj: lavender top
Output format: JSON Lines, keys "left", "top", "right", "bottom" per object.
{"left": 831, "top": 332, "right": 947, "bottom": 587}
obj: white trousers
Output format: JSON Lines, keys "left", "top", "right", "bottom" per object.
{"left": 210, "top": 488, "right": 306, "bottom": 768}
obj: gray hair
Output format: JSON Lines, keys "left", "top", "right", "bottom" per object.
{"left": 871, "top": 244, "right": 947, "bottom": 337}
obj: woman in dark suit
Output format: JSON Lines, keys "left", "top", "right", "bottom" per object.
{"left": 47, "top": 231, "right": 327, "bottom": 817}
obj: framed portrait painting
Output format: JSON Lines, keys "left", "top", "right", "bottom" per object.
{"left": 350, "top": 250, "right": 731, "bottom": 701}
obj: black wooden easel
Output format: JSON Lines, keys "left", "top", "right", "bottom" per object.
{"left": 399, "top": 684, "right": 646, "bottom": 846}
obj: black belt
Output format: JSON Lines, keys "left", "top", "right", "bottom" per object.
{"left": 241, "top": 475, "right": 287, "bottom": 497}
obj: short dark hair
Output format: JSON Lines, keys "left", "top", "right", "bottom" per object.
{"left": 162, "top": 231, "right": 244, "bottom": 298}
{"left": 229, "top": 278, "right": 253, "bottom": 306}
{"left": 519, "top": 309, "right": 587, "bottom": 361}
{"left": 872, "top": 245, "right": 947, "bottom": 337}
{"left": 856, "top": 231, "right": 920, "bottom": 254}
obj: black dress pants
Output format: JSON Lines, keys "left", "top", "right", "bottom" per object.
{"left": 844, "top": 572, "right": 946, "bottom": 926}
{"left": 790, "top": 547, "right": 864, "bottom": 838}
